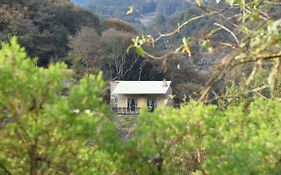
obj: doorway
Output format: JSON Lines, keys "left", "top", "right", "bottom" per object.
{"left": 127, "top": 98, "right": 137, "bottom": 111}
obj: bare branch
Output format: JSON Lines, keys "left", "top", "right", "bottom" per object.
{"left": 268, "top": 58, "right": 280, "bottom": 95}
{"left": 245, "top": 63, "right": 258, "bottom": 86}
{"left": 214, "top": 23, "right": 240, "bottom": 45}
{"left": 207, "top": 85, "right": 269, "bottom": 103}
{"left": 198, "top": 53, "right": 281, "bottom": 102}
{"left": 144, "top": 51, "right": 179, "bottom": 60}
{"left": 118, "top": 55, "right": 139, "bottom": 80}
{"left": 154, "top": 11, "right": 221, "bottom": 42}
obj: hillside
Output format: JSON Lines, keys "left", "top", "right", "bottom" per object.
{"left": 0, "top": 0, "right": 100, "bottom": 66}
{"left": 73, "top": 0, "right": 189, "bottom": 30}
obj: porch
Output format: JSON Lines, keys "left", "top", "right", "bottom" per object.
{"left": 112, "top": 106, "right": 157, "bottom": 115}
{"left": 112, "top": 107, "right": 141, "bottom": 115}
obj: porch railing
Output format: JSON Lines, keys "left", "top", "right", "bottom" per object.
{"left": 112, "top": 107, "right": 140, "bottom": 115}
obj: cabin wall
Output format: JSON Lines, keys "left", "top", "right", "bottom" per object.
{"left": 116, "top": 94, "right": 128, "bottom": 108}
{"left": 110, "top": 82, "right": 173, "bottom": 114}
{"left": 138, "top": 96, "right": 147, "bottom": 108}
{"left": 113, "top": 94, "right": 169, "bottom": 109}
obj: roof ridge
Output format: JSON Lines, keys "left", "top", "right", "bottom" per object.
{"left": 111, "top": 81, "right": 171, "bottom": 95}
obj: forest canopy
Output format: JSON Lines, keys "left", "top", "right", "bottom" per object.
{"left": 0, "top": 0, "right": 100, "bottom": 66}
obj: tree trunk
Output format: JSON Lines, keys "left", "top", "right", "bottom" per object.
{"left": 29, "top": 145, "right": 38, "bottom": 175}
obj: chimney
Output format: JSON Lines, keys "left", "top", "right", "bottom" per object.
{"left": 162, "top": 79, "right": 168, "bottom": 87}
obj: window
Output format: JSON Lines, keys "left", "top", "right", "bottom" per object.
{"left": 147, "top": 99, "right": 157, "bottom": 111}
{"left": 114, "top": 97, "right": 118, "bottom": 104}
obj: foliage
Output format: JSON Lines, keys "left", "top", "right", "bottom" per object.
{"left": 0, "top": 38, "right": 122, "bottom": 174}
{"left": 126, "top": 0, "right": 281, "bottom": 101}
{"left": 1, "top": 0, "right": 281, "bottom": 174}
{"left": 1, "top": 38, "right": 281, "bottom": 175}
{"left": 68, "top": 27, "right": 163, "bottom": 80}
{"left": 86, "top": 0, "right": 187, "bottom": 30}
{"left": 129, "top": 97, "right": 281, "bottom": 175}
{"left": 0, "top": 0, "right": 100, "bottom": 66}
{"left": 101, "top": 18, "right": 138, "bottom": 34}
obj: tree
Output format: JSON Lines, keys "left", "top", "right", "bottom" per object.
{"left": 0, "top": 0, "right": 101, "bottom": 66}
{"left": 0, "top": 38, "right": 122, "bottom": 174}
{"left": 101, "top": 18, "right": 138, "bottom": 34}
{"left": 130, "top": 97, "right": 281, "bottom": 174}
{"left": 2, "top": 1, "right": 281, "bottom": 174}
{"left": 155, "top": 14, "right": 166, "bottom": 26}
{"left": 68, "top": 27, "right": 103, "bottom": 76}
{"left": 100, "top": 28, "right": 138, "bottom": 80}
{"left": 68, "top": 27, "right": 163, "bottom": 80}
{"left": 1, "top": 37, "right": 281, "bottom": 175}
{"left": 129, "top": 0, "right": 281, "bottom": 102}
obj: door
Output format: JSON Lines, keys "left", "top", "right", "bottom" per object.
{"left": 127, "top": 98, "right": 137, "bottom": 111}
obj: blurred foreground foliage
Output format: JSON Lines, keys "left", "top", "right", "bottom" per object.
{"left": 0, "top": 38, "right": 281, "bottom": 174}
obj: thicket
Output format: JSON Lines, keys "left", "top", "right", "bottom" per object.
{"left": 0, "top": 38, "right": 281, "bottom": 175}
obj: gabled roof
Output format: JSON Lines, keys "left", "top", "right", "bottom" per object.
{"left": 111, "top": 81, "right": 171, "bottom": 95}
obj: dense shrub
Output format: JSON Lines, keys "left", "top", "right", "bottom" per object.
{"left": 1, "top": 38, "right": 281, "bottom": 174}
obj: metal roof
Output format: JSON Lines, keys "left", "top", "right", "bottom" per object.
{"left": 111, "top": 81, "right": 171, "bottom": 94}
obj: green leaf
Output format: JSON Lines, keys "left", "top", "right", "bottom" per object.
{"left": 135, "top": 47, "right": 145, "bottom": 57}
{"left": 226, "top": 0, "right": 235, "bottom": 6}
{"left": 237, "top": 0, "right": 245, "bottom": 7}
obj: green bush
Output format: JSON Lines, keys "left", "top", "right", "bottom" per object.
{"left": 1, "top": 38, "right": 281, "bottom": 175}
{"left": 132, "top": 99, "right": 281, "bottom": 174}
{"left": 0, "top": 38, "right": 122, "bottom": 174}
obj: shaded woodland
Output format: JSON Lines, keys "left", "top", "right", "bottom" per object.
{"left": 1, "top": 0, "right": 281, "bottom": 102}
{"left": 0, "top": 0, "right": 100, "bottom": 66}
